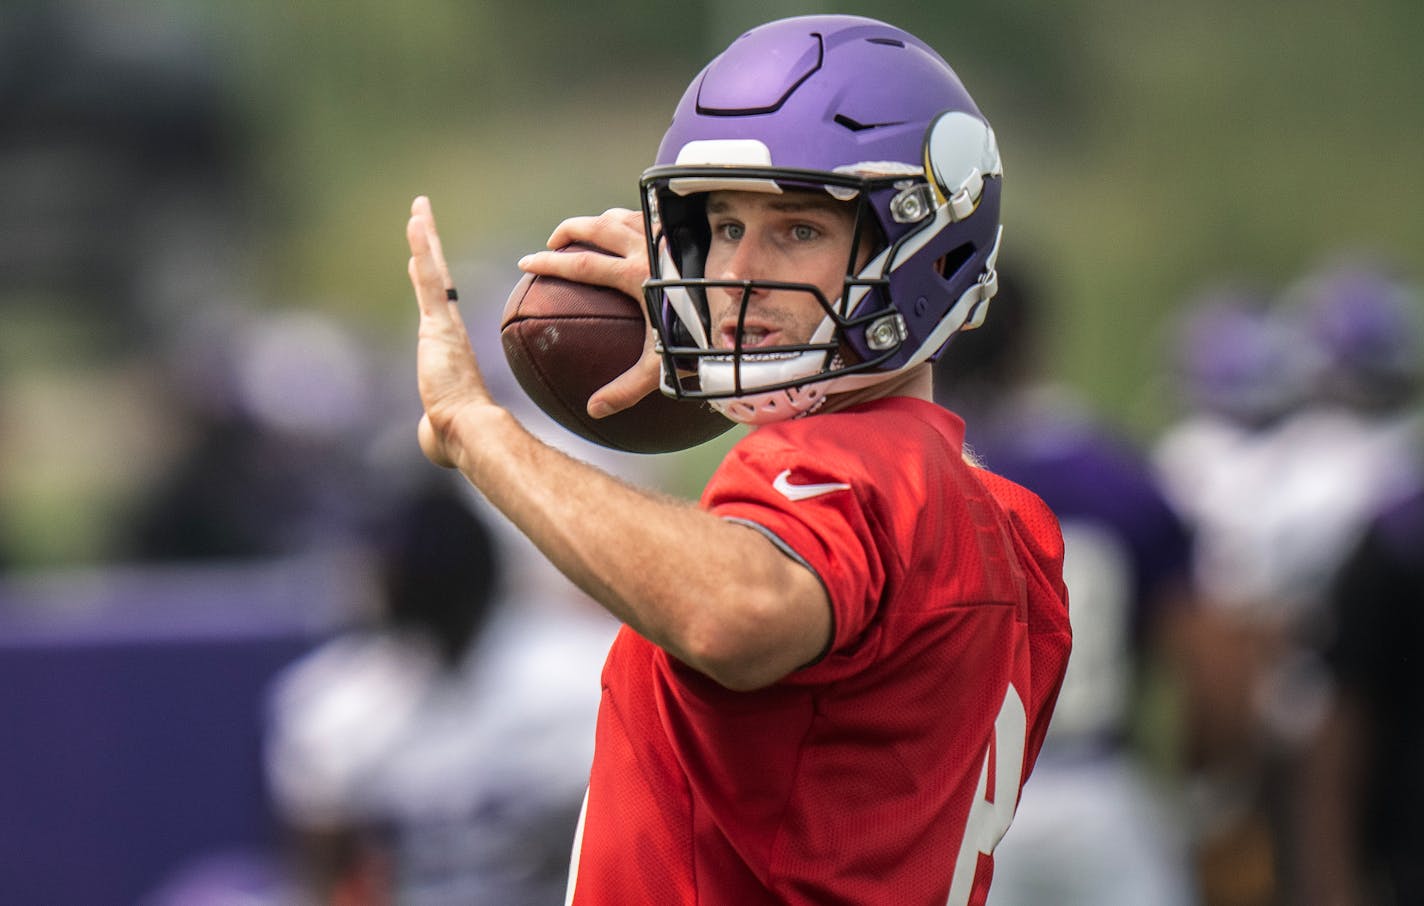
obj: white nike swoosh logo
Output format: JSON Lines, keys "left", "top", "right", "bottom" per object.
{"left": 772, "top": 469, "right": 851, "bottom": 502}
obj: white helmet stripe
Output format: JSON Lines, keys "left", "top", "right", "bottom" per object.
{"left": 659, "top": 245, "right": 710, "bottom": 348}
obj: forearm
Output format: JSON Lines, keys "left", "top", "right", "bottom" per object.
{"left": 446, "top": 402, "right": 826, "bottom": 689}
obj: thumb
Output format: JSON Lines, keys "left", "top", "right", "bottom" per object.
{"left": 587, "top": 351, "right": 661, "bottom": 418}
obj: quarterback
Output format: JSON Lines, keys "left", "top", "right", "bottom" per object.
{"left": 408, "top": 15, "right": 1071, "bottom": 905}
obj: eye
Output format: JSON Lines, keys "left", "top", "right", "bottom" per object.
{"left": 716, "top": 221, "right": 744, "bottom": 241}
{"left": 791, "top": 224, "right": 820, "bottom": 241}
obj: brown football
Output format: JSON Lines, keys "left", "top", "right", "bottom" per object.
{"left": 499, "top": 244, "right": 732, "bottom": 454}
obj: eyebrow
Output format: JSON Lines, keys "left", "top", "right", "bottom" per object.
{"left": 705, "top": 194, "right": 849, "bottom": 217}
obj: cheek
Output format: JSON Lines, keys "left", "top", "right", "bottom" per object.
{"left": 703, "top": 244, "right": 727, "bottom": 277}
{"left": 796, "top": 275, "right": 840, "bottom": 336}
{"left": 815, "top": 261, "right": 848, "bottom": 308}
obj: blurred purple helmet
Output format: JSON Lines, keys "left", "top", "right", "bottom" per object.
{"left": 1288, "top": 260, "right": 1422, "bottom": 409}
{"left": 640, "top": 15, "right": 1003, "bottom": 423}
{"left": 1174, "top": 285, "right": 1310, "bottom": 425}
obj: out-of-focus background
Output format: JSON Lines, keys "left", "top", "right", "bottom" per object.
{"left": 2, "top": 1, "right": 1420, "bottom": 904}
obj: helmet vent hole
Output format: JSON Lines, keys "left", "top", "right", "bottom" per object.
{"left": 866, "top": 37, "right": 905, "bottom": 47}
{"left": 834, "top": 114, "right": 875, "bottom": 133}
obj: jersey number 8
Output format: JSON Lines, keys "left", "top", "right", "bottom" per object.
{"left": 945, "top": 684, "right": 1027, "bottom": 906}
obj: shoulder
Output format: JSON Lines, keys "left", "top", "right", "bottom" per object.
{"left": 969, "top": 467, "right": 1067, "bottom": 590}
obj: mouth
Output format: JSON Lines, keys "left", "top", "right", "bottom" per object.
{"left": 718, "top": 323, "right": 782, "bottom": 351}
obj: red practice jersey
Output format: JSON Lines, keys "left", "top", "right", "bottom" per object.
{"left": 567, "top": 396, "right": 1072, "bottom": 905}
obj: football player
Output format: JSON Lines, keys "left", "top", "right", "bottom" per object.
{"left": 408, "top": 16, "right": 1071, "bottom": 905}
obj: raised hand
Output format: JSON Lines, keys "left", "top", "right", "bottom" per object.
{"left": 406, "top": 195, "right": 492, "bottom": 469}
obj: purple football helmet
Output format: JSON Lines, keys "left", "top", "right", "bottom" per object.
{"left": 639, "top": 15, "right": 1003, "bottom": 424}
{"left": 1288, "top": 259, "right": 1422, "bottom": 409}
{"left": 1173, "top": 285, "right": 1310, "bottom": 426}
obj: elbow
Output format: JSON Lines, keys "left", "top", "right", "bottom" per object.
{"left": 686, "top": 652, "right": 780, "bottom": 693}
{"left": 677, "top": 592, "right": 795, "bottom": 692}
{"left": 696, "top": 657, "right": 779, "bottom": 693}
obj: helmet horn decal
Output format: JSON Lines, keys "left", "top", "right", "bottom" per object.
{"left": 924, "top": 111, "right": 1002, "bottom": 218}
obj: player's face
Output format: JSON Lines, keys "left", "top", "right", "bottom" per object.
{"left": 703, "top": 190, "right": 862, "bottom": 351}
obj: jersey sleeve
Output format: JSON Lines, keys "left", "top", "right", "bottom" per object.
{"left": 700, "top": 428, "right": 889, "bottom": 677}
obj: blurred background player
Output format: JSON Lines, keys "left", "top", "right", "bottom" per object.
{"left": 120, "top": 308, "right": 379, "bottom": 563}
{"left": 935, "top": 261, "right": 1198, "bottom": 906}
{"left": 1152, "top": 259, "right": 1422, "bottom": 905}
{"left": 1298, "top": 479, "right": 1424, "bottom": 906}
{"left": 264, "top": 477, "right": 616, "bottom": 906}
{"left": 1289, "top": 258, "right": 1423, "bottom": 906}
{"left": 1151, "top": 283, "right": 1316, "bottom": 905}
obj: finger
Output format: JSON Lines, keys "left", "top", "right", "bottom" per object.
{"left": 546, "top": 208, "right": 644, "bottom": 256}
{"left": 587, "top": 337, "right": 662, "bottom": 418}
{"left": 419, "top": 198, "right": 455, "bottom": 286}
{"left": 543, "top": 215, "right": 602, "bottom": 250}
{"left": 518, "top": 245, "right": 641, "bottom": 289}
{"left": 407, "top": 197, "right": 457, "bottom": 317}
{"left": 408, "top": 196, "right": 450, "bottom": 280}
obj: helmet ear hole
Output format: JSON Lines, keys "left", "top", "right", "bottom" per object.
{"left": 934, "top": 243, "right": 974, "bottom": 280}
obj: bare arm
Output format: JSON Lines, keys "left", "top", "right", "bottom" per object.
{"left": 407, "top": 197, "right": 829, "bottom": 690}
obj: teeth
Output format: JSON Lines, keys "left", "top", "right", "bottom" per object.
{"left": 709, "top": 350, "right": 798, "bottom": 362}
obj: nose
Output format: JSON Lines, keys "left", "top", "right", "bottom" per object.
{"left": 714, "top": 235, "right": 769, "bottom": 316}
{"left": 716, "top": 231, "right": 762, "bottom": 284}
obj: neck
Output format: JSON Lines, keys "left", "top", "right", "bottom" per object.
{"left": 819, "top": 363, "right": 933, "bottom": 415}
